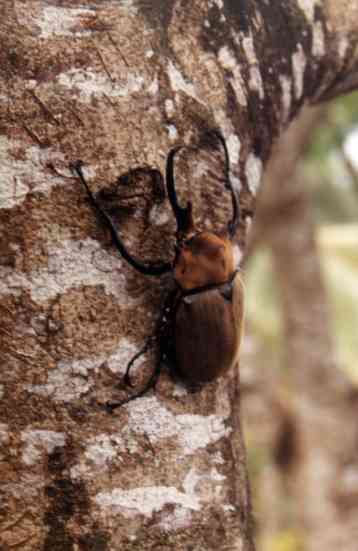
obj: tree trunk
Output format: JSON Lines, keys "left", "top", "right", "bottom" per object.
{"left": 249, "top": 106, "right": 358, "bottom": 551}
{"left": 1, "top": 2, "right": 358, "bottom": 549}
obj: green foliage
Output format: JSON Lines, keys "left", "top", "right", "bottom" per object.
{"left": 307, "top": 91, "right": 358, "bottom": 159}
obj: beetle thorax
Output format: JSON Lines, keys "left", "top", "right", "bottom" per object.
{"left": 174, "top": 231, "right": 235, "bottom": 291}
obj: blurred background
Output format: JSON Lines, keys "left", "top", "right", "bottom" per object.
{"left": 240, "top": 93, "right": 358, "bottom": 551}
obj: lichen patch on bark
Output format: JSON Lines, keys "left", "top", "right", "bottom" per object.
{"left": 297, "top": 0, "right": 324, "bottom": 23}
{"left": 125, "top": 396, "right": 232, "bottom": 454}
{"left": 292, "top": 44, "right": 307, "bottom": 100}
{"left": 0, "top": 238, "right": 132, "bottom": 305}
{"left": 218, "top": 46, "right": 247, "bottom": 106}
{"left": 57, "top": 68, "right": 146, "bottom": 103}
{"left": 0, "top": 137, "right": 66, "bottom": 209}
{"left": 245, "top": 153, "right": 263, "bottom": 196}
{"left": 312, "top": 20, "right": 326, "bottom": 57}
{"left": 33, "top": 6, "right": 96, "bottom": 39}
{"left": 21, "top": 429, "right": 66, "bottom": 466}
{"left": 95, "top": 484, "right": 201, "bottom": 519}
{"left": 26, "top": 339, "right": 140, "bottom": 402}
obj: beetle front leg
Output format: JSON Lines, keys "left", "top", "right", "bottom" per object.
{"left": 70, "top": 161, "right": 171, "bottom": 276}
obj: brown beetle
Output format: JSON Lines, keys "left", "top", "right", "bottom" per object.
{"left": 70, "top": 130, "right": 244, "bottom": 410}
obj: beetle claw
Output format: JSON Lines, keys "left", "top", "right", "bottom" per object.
{"left": 105, "top": 400, "right": 123, "bottom": 413}
{"left": 69, "top": 159, "right": 84, "bottom": 174}
{"left": 123, "top": 372, "right": 134, "bottom": 388}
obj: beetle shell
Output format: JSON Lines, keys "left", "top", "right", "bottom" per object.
{"left": 174, "top": 272, "right": 244, "bottom": 383}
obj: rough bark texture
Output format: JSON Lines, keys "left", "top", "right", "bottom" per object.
{"left": 248, "top": 107, "right": 358, "bottom": 551}
{"left": 1, "top": 1, "right": 358, "bottom": 550}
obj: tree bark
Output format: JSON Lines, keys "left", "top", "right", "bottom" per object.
{"left": 1, "top": 2, "right": 358, "bottom": 550}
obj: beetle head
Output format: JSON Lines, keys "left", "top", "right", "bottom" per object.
{"left": 174, "top": 232, "right": 235, "bottom": 291}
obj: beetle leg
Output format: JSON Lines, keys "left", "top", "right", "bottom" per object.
{"left": 69, "top": 160, "right": 171, "bottom": 276}
{"left": 105, "top": 288, "right": 177, "bottom": 412}
{"left": 123, "top": 335, "right": 156, "bottom": 388}
{"left": 106, "top": 357, "right": 162, "bottom": 412}
{"left": 208, "top": 130, "right": 240, "bottom": 238}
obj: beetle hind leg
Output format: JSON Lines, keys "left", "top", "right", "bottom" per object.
{"left": 106, "top": 356, "right": 162, "bottom": 412}
{"left": 121, "top": 336, "right": 156, "bottom": 388}
{"left": 105, "top": 289, "right": 177, "bottom": 412}
{"left": 106, "top": 334, "right": 160, "bottom": 411}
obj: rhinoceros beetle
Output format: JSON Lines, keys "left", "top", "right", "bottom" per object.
{"left": 70, "top": 129, "right": 244, "bottom": 411}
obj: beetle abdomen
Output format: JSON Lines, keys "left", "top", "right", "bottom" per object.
{"left": 174, "top": 273, "right": 244, "bottom": 383}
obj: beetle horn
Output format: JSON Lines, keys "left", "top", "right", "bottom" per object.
{"left": 209, "top": 130, "right": 240, "bottom": 239}
{"left": 166, "top": 146, "right": 194, "bottom": 237}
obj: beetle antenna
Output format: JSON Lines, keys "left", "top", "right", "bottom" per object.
{"left": 166, "top": 146, "right": 195, "bottom": 237}
{"left": 70, "top": 161, "right": 171, "bottom": 276}
{"left": 210, "top": 130, "right": 240, "bottom": 238}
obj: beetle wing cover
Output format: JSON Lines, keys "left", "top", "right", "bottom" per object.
{"left": 175, "top": 273, "right": 244, "bottom": 383}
